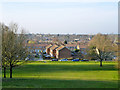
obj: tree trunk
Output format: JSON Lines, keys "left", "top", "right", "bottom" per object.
{"left": 4, "top": 67, "right": 6, "bottom": 78}
{"left": 10, "top": 64, "right": 12, "bottom": 78}
{"left": 100, "top": 59, "right": 103, "bottom": 67}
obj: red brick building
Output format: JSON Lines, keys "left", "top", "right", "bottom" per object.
{"left": 49, "top": 44, "right": 58, "bottom": 58}
{"left": 56, "top": 46, "right": 71, "bottom": 59}
{"left": 46, "top": 44, "right": 71, "bottom": 59}
{"left": 46, "top": 44, "right": 52, "bottom": 55}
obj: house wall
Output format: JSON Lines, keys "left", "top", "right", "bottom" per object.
{"left": 58, "top": 48, "right": 71, "bottom": 59}
{"left": 50, "top": 49, "right": 53, "bottom": 56}
{"left": 77, "top": 45, "right": 80, "bottom": 49}
{"left": 56, "top": 50, "right": 59, "bottom": 58}
{"left": 49, "top": 49, "right": 57, "bottom": 58}
{"left": 27, "top": 46, "right": 46, "bottom": 53}
{"left": 53, "top": 49, "right": 56, "bottom": 58}
{"left": 46, "top": 48, "right": 50, "bottom": 54}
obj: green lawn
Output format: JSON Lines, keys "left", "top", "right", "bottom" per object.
{"left": 2, "top": 61, "right": 118, "bottom": 88}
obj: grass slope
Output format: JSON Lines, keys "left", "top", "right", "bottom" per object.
{"left": 2, "top": 61, "right": 118, "bottom": 88}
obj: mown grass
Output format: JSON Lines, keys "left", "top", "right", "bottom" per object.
{"left": 2, "top": 61, "right": 118, "bottom": 88}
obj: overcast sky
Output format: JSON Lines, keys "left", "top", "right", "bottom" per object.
{"left": 1, "top": 0, "right": 118, "bottom": 34}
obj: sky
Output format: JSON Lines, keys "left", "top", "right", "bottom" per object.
{"left": 0, "top": 0, "right": 118, "bottom": 34}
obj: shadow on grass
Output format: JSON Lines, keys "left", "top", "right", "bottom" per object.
{"left": 2, "top": 62, "right": 118, "bottom": 88}
{"left": 2, "top": 78, "right": 118, "bottom": 88}
{"left": 12, "top": 64, "right": 118, "bottom": 75}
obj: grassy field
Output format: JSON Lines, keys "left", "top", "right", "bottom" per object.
{"left": 2, "top": 61, "right": 118, "bottom": 88}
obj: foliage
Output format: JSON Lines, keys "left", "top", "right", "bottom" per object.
{"left": 43, "top": 52, "right": 46, "bottom": 54}
{"left": 64, "top": 40, "right": 67, "bottom": 44}
{"left": 74, "top": 49, "right": 80, "bottom": 52}
{"left": 28, "top": 40, "right": 36, "bottom": 44}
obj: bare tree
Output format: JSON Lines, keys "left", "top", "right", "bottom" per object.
{"left": 88, "top": 33, "right": 117, "bottom": 67}
{"left": 0, "top": 23, "right": 1, "bottom": 76}
{"left": 1, "top": 23, "right": 10, "bottom": 78}
{"left": 2, "top": 23, "right": 28, "bottom": 78}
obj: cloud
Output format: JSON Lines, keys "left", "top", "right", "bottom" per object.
{"left": 2, "top": 0, "right": 118, "bottom": 3}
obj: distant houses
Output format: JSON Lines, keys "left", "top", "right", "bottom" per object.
{"left": 65, "top": 44, "right": 87, "bottom": 52}
{"left": 26, "top": 43, "right": 87, "bottom": 59}
{"left": 25, "top": 44, "right": 48, "bottom": 53}
{"left": 65, "top": 44, "right": 77, "bottom": 51}
{"left": 77, "top": 45, "right": 87, "bottom": 54}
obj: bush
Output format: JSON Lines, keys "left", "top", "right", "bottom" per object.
{"left": 67, "top": 57, "right": 74, "bottom": 60}
{"left": 74, "top": 49, "right": 80, "bottom": 52}
{"left": 43, "top": 52, "right": 46, "bottom": 54}
{"left": 51, "top": 57, "right": 55, "bottom": 59}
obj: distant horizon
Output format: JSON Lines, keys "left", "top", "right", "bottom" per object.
{"left": 19, "top": 32, "right": 118, "bottom": 35}
{"left": 2, "top": 22, "right": 118, "bottom": 35}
